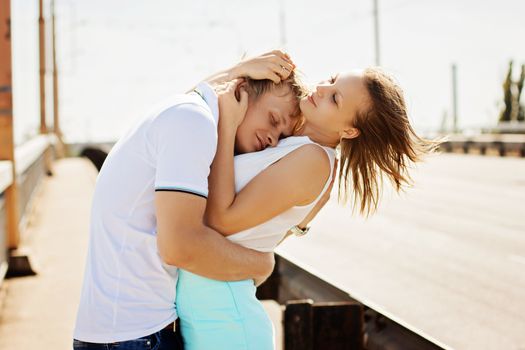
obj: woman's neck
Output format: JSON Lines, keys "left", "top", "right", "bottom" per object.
{"left": 295, "top": 121, "right": 340, "bottom": 149}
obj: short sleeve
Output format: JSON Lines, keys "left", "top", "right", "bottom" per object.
{"left": 150, "top": 102, "right": 217, "bottom": 198}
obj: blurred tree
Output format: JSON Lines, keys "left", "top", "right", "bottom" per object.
{"left": 498, "top": 61, "right": 513, "bottom": 123}
{"left": 517, "top": 64, "right": 524, "bottom": 122}
{"left": 499, "top": 61, "right": 512, "bottom": 122}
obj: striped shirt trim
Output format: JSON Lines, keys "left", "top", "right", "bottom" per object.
{"left": 155, "top": 187, "right": 207, "bottom": 199}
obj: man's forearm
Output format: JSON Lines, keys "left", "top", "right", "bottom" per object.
{"left": 173, "top": 224, "right": 273, "bottom": 282}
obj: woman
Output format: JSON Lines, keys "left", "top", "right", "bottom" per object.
{"left": 175, "top": 51, "right": 441, "bottom": 349}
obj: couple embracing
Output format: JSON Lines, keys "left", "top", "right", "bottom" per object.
{"left": 73, "top": 50, "right": 438, "bottom": 350}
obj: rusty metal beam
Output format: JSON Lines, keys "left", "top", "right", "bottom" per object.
{"left": 0, "top": 0, "right": 20, "bottom": 249}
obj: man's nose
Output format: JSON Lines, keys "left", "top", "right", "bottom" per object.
{"left": 266, "top": 132, "right": 278, "bottom": 147}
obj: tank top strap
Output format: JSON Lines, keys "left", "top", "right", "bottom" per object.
{"left": 292, "top": 139, "right": 337, "bottom": 209}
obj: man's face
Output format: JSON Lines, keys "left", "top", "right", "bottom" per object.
{"left": 235, "top": 86, "right": 298, "bottom": 154}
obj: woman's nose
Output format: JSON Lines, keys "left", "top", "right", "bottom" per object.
{"left": 316, "top": 85, "right": 325, "bottom": 98}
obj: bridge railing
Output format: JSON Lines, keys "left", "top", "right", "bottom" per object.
{"left": 0, "top": 161, "right": 13, "bottom": 281}
{"left": 0, "top": 135, "right": 54, "bottom": 282}
{"left": 440, "top": 133, "right": 525, "bottom": 157}
{"left": 14, "top": 135, "right": 53, "bottom": 233}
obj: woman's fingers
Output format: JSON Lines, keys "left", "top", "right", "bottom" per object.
{"left": 269, "top": 56, "right": 294, "bottom": 76}
{"left": 268, "top": 62, "right": 292, "bottom": 81}
{"left": 266, "top": 70, "right": 282, "bottom": 84}
{"left": 232, "top": 50, "right": 295, "bottom": 83}
{"left": 271, "top": 49, "right": 295, "bottom": 68}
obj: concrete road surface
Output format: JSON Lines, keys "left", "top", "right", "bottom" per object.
{"left": 277, "top": 153, "right": 525, "bottom": 350}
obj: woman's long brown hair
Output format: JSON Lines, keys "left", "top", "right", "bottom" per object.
{"left": 338, "top": 68, "right": 443, "bottom": 216}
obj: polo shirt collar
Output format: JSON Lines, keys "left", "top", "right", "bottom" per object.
{"left": 194, "top": 82, "right": 219, "bottom": 124}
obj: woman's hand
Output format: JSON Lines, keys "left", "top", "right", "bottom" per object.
{"left": 217, "top": 79, "right": 249, "bottom": 132}
{"left": 191, "top": 50, "right": 296, "bottom": 92}
{"left": 231, "top": 50, "right": 296, "bottom": 84}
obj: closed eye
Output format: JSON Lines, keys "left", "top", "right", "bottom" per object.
{"left": 330, "top": 74, "right": 340, "bottom": 107}
{"left": 270, "top": 114, "right": 278, "bottom": 127}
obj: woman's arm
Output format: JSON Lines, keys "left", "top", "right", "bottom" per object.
{"left": 206, "top": 141, "right": 331, "bottom": 236}
{"left": 187, "top": 50, "right": 295, "bottom": 92}
{"left": 275, "top": 159, "right": 338, "bottom": 246}
{"left": 206, "top": 81, "right": 332, "bottom": 236}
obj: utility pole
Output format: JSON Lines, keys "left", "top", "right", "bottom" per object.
{"left": 51, "top": 0, "right": 66, "bottom": 156}
{"left": 38, "top": 0, "right": 47, "bottom": 134}
{"left": 0, "top": 0, "right": 21, "bottom": 249}
{"left": 279, "top": 0, "right": 286, "bottom": 47}
{"left": 373, "top": 0, "right": 380, "bottom": 66}
{"left": 51, "top": 0, "right": 60, "bottom": 139}
{"left": 452, "top": 63, "right": 458, "bottom": 133}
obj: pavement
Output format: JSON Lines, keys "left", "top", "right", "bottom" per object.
{"left": 277, "top": 153, "right": 525, "bottom": 350}
{"left": 0, "top": 158, "right": 285, "bottom": 349}
{"left": 0, "top": 158, "right": 96, "bottom": 349}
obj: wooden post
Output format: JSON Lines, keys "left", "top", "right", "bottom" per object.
{"left": 312, "top": 302, "right": 364, "bottom": 350}
{"left": 39, "top": 0, "right": 47, "bottom": 134}
{"left": 285, "top": 300, "right": 364, "bottom": 350}
{"left": 285, "top": 300, "right": 314, "bottom": 350}
{"left": 0, "top": 0, "right": 20, "bottom": 249}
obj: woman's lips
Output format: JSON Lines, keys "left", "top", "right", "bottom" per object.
{"left": 308, "top": 94, "right": 317, "bottom": 107}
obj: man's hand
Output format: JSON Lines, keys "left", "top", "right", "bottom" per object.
{"left": 231, "top": 50, "right": 296, "bottom": 84}
{"left": 253, "top": 252, "right": 275, "bottom": 287}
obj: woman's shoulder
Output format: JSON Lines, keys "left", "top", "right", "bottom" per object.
{"left": 280, "top": 137, "right": 335, "bottom": 167}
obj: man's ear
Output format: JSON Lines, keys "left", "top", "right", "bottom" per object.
{"left": 235, "top": 80, "right": 248, "bottom": 102}
{"left": 340, "top": 127, "right": 360, "bottom": 140}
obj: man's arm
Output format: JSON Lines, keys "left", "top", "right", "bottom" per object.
{"left": 156, "top": 191, "right": 274, "bottom": 284}
{"left": 151, "top": 101, "right": 273, "bottom": 285}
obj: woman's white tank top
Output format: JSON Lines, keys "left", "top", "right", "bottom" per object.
{"left": 226, "top": 136, "right": 336, "bottom": 252}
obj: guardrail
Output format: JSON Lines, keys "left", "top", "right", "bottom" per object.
{"left": 257, "top": 256, "right": 444, "bottom": 350}
{"left": 0, "top": 161, "right": 13, "bottom": 282}
{"left": 14, "top": 135, "right": 53, "bottom": 233}
{"left": 440, "top": 134, "right": 525, "bottom": 157}
{"left": 1, "top": 135, "right": 54, "bottom": 282}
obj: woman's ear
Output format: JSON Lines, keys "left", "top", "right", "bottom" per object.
{"left": 340, "top": 127, "right": 360, "bottom": 140}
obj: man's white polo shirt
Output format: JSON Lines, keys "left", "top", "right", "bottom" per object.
{"left": 73, "top": 83, "right": 218, "bottom": 343}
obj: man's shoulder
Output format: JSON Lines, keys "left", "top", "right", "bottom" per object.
{"left": 154, "top": 92, "right": 212, "bottom": 120}
{"left": 149, "top": 92, "right": 217, "bottom": 132}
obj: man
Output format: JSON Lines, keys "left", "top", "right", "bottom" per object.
{"left": 73, "top": 51, "right": 299, "bottom": 349}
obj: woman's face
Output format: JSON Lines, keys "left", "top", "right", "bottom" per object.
{"left": 299, "top": 71, "right": 369, "bottom": 140}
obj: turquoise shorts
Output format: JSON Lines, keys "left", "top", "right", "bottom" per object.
{"left": 175, "top": 269, "right": 275, "bottom": 350}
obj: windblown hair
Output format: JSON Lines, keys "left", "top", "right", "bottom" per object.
{"left": 339, "top": 67, "right": 443, "bottom": 216}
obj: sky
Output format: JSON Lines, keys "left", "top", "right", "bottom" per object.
{"left": 9, "top": 0, "right": 525, "bottom": 144}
